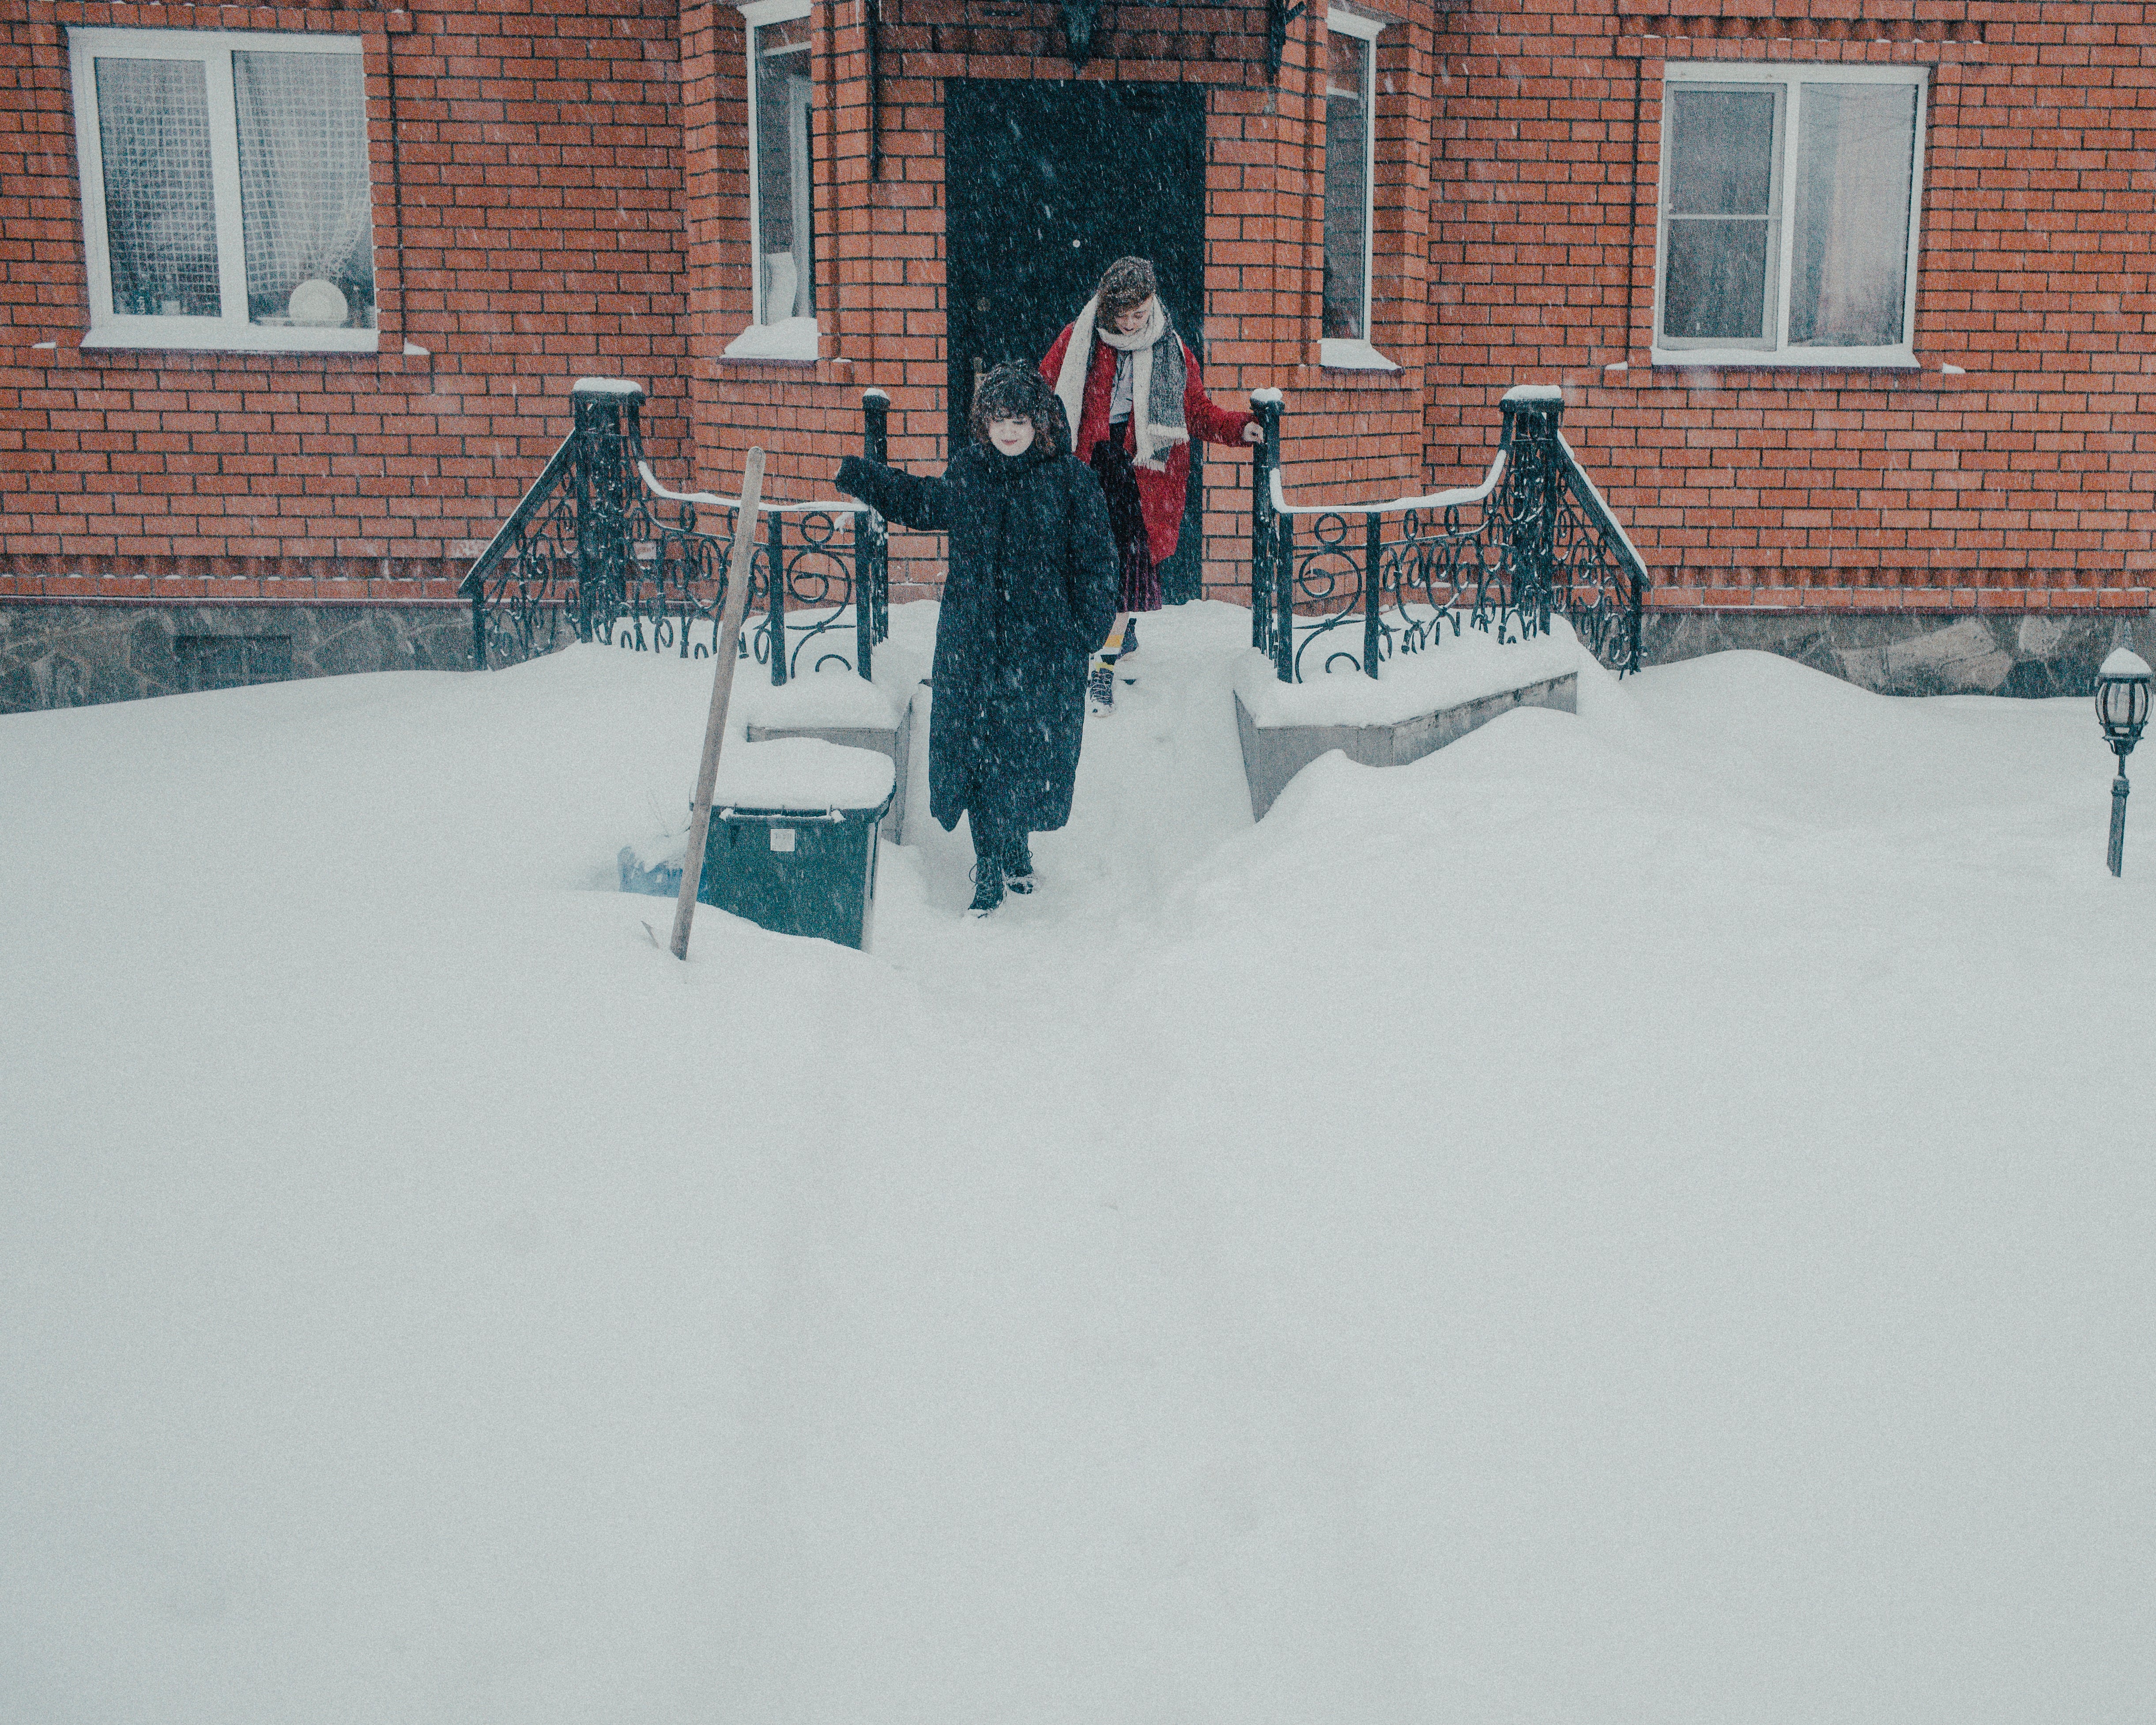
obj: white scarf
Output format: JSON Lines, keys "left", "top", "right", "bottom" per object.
{"left": 1052, "top": 295, "right": 1189, "bottom": 471}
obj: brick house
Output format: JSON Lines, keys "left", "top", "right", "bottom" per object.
{"left": 3, "top": 0, "right": 2151, "bottom": 710}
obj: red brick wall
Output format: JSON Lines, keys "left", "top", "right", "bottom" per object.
{"left": 1429, "top": 0, "right": 2156, "bottom": 613}
{"left": 17, "top": 0, "right": 2140, "bottom": 624}
{"left": 671, "top": 0, "right": 865, "bottom": 588}
{"left": 1, "top": 0, "right": 689, "bottom": 606}
{"left": 676, "top": 0, "right": 1436, "bottom": 605}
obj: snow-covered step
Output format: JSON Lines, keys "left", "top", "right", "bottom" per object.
{"left": 1231, "top": 628, "right": 1580, "bottom": 819}
{"left": 743, "top": 682, "right": 918, "bottom": 844}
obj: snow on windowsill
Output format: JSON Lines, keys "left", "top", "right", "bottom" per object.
{"left": 1318, "top": 338, "right": 1400, "bottom": 373}
{"left": 1648, "top": 347, "right": 1922, "bottom": 372}
{"left": 1233, "top": 620, "right": 1583, "bottom": 730}
{"left": 79, "top": 323, "right": 382, "bottom": 354}
{"left": 723, "top": 317, "right": 821, "bottom": 363}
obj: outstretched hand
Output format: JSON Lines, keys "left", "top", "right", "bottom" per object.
{"left": 1241, "top": 422, "right": 1265, "bottom": 445}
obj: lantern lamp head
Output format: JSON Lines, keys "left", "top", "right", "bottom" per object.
{"left": 2096, "top": 625, "right": 2152, "bottom": 754}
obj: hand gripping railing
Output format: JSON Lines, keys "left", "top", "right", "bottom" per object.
{"left": 461, "top": 380, "right": 891, "bottom": 682}
{"left": 1246, "top": 384, "right": 1648, "bottom": 683}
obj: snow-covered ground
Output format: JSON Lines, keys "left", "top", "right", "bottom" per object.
{"left": 4, "top": 601, "right": 2151, "bottom": 1725}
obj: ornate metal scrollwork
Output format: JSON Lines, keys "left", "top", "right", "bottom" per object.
{"left": 462, "top": 385, "right": 891, "bottom": 684}
{"left": 1249, "top": 388, "right": 1649, "bottom": 686}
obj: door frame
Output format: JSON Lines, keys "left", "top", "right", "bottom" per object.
{"left": 942, "top": 79, "right": 1210, "bottom": 601}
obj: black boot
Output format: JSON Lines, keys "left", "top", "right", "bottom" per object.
{"left": 968, "top": 816, "right": 1006, "bottom": 917}
{"left": 1004, "top": 832, "right": 1035, "bottom": 894}
{"left": 967, "top": 867, "right": 1005, "bottom": 916}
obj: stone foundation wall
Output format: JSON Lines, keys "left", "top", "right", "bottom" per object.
{"left": 1638, "top": 610, "right": 2156, "bottom": 700}
{"left": 0, "top": 603, "right": 473, "bottom": 714}
{"left": 9, "top": 599, "right": 2152, "bottom": 716}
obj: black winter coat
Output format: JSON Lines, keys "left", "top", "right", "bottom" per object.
{"left": 837, "top": 442, "right": 1118, "bottom": 834}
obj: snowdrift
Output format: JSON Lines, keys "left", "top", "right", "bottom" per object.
{"left": 3, "top": 607, "right": 2151, "bottom": 1725}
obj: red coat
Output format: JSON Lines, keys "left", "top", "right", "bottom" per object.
{"left": 1040, "top": 323, "right": 1254, "bottom": 568}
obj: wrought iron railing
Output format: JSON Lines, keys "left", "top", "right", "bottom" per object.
{"left": 1248, "top": 384, "right": 1649, "bottom": 682}
{"left": 461, "top": 380, "right": 890, "bottom": 680}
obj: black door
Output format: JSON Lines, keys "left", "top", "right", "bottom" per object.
{"left": 944, "top": 80, "right": 1209, "bottom": 602}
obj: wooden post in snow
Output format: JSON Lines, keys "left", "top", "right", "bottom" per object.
{"left": 669, "top": 447, "right": 767, "bottom": 960}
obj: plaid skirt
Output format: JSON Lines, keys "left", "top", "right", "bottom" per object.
{"left": 1089, "top": 433, "right": 1161, "bottom": 614}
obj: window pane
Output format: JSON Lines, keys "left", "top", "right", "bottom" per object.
{"left": 1323, "top": 33, "right": 1369, "bottom": 341}
{"left": 1663, "top": 219, "right": 1772, "bottom": 340}
{"left": 1667, "top": 87, "right": 1777, "bottom": 216}
{"left": 234, "top": 51, "right": 375, "bottom": 328}
{"left": 1789, "top": 82, "right": 1918, "bottom": 347}
{"left": 94, "top": 57, "right": 221, "bottom": 317}
{"left": 753, "top": 20, "right": 813, "bottom": 324}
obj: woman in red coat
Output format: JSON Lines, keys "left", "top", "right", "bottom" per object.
{"left": 1040, "top": 256, "right": 1263, "bottom": 711}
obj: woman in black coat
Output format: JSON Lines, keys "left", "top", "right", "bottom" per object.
{"left": 837, "top": 363, "right": 1119, "bottom": 915}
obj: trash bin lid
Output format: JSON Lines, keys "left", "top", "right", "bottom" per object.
{"left": 711, "top": 737, "right": 897, "bottom": 815}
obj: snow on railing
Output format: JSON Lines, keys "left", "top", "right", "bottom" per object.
{"left": 1555, "top": 431, "right": 1648, "bottom": 584}
{"left": 1246, "top": 385, "right": 1648, "bottom": 683}
{"left": 466, "top": 384, "right": 890, "bottom": 682}
{"left": 637, "top": 461, "right": 869, "bottom": 518}
{"left": 1266, "top": 449, "right": 1507, "bottom": 520}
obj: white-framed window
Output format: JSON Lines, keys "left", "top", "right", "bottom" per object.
{"left": 68, "top": 27, "right": 377, "bottom": 353}
{"left": 1322, "top": 10, "right": 1381, "bottom": 351}
{"left": 743, "top": 0, "right": 814, "bottom": 329}
{"left": 1653, "top": 62, "right": 1928, "bottom": 368}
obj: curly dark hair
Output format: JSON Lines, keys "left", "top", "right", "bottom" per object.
{"left": 1096, "top": 256, "right": 1158, "bottom": 322}
{"left": 968, "top": 362, "right": 1067, "bottom": 455}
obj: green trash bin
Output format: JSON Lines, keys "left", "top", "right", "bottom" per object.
{"left": 619, "top": 739, "right": 897, "bottom": 951}
{"left": 699, "top": 789, "right": 893, "bottom": 950}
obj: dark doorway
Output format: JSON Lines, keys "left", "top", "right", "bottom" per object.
{"left": 944, "top": 80, "right": 1209, "bottom": 602}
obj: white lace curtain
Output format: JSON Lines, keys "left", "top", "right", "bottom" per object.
{"left": 234, "top": 50, "right": 375, "bottom": 322}
{"left": 94, "top": 56, "right": 222, "bottom": 316}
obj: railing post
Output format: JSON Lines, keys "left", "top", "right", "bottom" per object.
{"left": 570, "top": 378, "right": 642, "bottom": 643}
{"left": 1274, "top": 511, "right": 1296, "bottom": 682}
{"left": 470, "top": 585, "right": 487, "bottom": 670}
{"left": 1249, "top": 391, "right": 1283, "bottom": 652}
{"left": 1363, "top": 511, "right": 1383, "bottom": 679}
{"left": 1500, "top": 386, "right": 1562, "bottom": 638}
{"left": 765, "top": 502, "right": 788, "bottom": 684}
{"left": 858, "top": 388, "right": 890, "bottom": 677}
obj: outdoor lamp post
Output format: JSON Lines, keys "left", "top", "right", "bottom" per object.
{"left": 2095, "top": 625, "right": 2152, "bottom": 877}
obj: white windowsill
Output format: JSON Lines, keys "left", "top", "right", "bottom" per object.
{"left": 1649, "top": 346, "right": 1921, "bottom": 371}
{"left": 81, "top": 321, "right": 383, "bottom": 354}
{"left": 723, "top": 316, "right": 820, "bottom": 363}
{"left": 1319, "top": 338, "right": 1400, "bottom": 373}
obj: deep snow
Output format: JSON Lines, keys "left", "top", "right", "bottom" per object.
{"left": 3, "top": 601, "right": 2152, "bottom": 1725}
